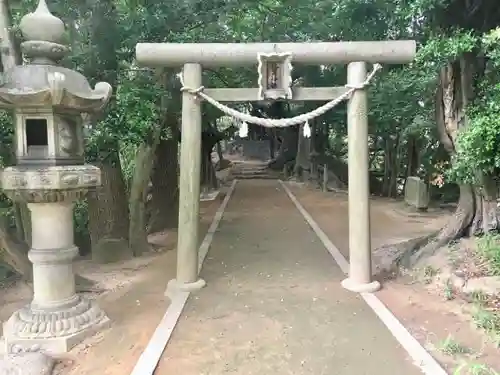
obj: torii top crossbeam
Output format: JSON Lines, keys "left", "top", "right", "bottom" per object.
{"left": 136, "top": 41, "right": 416, "bottom": 67}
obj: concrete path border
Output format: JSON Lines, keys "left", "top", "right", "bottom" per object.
{"left": 129, "top": 180, "right": 238, "bottom": 375}
{"left": 279, "top": 180, "right": 448, "bottom": 375}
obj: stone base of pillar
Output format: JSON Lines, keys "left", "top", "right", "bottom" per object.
{"left": 165, "top": 278, "right": 206, "bottom": 298}
{"left": 2, "top": 295, "right": 110, "bottom": 355}
{"left": 341, "top": 277, "right": 381, "bottom": 293}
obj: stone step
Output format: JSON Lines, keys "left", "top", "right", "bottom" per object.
{"left": 232, "top": 170, "right": 271, "bottom": 175}
{"left": 232, "top": 168, "right": 270, "bottom": 173}
{"left": 232, "top": 174, "right": 278, "bottom": 180}
{"left": 234, "top": 167, "right": 268, "bottom": 171}
{"left": 231, "top": 170, "right": 280, "bottom": 179}
{"left": 232, "top": 165, "right": 269, "bottom": 170}
{"left": 230, "top": 161, "right": 280, "bottom": 180}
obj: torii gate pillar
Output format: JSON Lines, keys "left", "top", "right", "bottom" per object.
{"left": 341, "top": 61, "right": 380, "bottom": 293}
{"left": 136, "top": 41, "right": 416, "bottom": 294}
{"left": 174, "top": 63, "right": 205, "bottom": 291}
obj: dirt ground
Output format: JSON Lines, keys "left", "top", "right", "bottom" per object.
{"left": 0, "top": 198, "right": 222, "bottom": 375}
{"left": 289, "top": 184, "right": 500, "bottom": 373}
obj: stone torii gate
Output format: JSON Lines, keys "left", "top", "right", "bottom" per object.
{"left": 136, "top": 41, "right": 416, "bottom": 294}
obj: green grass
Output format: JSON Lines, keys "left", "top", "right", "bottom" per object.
{"left": 445, "top": 235, "right": 500, "bottom": 375}
{"left": 422, "top": 265, "right": 440, "bottom": 284}
{"left": 472, "top": 307, "right": 500, "bottom": 332}
{"left": 471, "top": 304, "right": 500, "bottom": 348}
{"left": 454, "top": 362, "right": 500, "bottom": 375}
{"left": 471, "top": 290, "right": 490, "bottom": 306}
{"left": 444, "top": 279, "right": 455, "bottom": 300}
{"left": 476, "top": 234, "right": 500, "bottom": 275}
{"left": 437, "top": 335, "right": 470, "bottom": 356}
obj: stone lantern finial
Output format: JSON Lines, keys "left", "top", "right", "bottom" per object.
{"left": 19, "top": 0, "right": 68, "bottom": 64}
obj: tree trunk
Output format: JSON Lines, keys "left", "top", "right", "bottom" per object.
{"left": 0, "top": 217, "right": 32, "bottom": 280}
{"left": 389, "top": 133, "right": 401, "bottom": 197}
{"left": 129, "top": 142, "right": 158, "bottom": 257}
{"left": 149, "top": 137, "right": 179, "bottom": 232}
{"left": 396, "top": 55, "right": 497, "bottom": 268}
{"left": 147, "top": 73, "right": 181, "bottom": 233}
{"left": 469, "top": 176, "right": 500, "bottom": 235}
{"left": 0, "top": 0, "right": 20, "bottom": 72}
{"left": 216, "top": 140, "right": 223, "bottom": 162}
{"left": 402, "top": 134, "right": 420, "bottom": 194}
{"left": 268, "top": 126, "right": 299, "bottom": 171}
{"left": 294, "top": 124, "right": 311, "bottom": 181}
{"left": 201, "top": 137, "right": 218, "bottom": 190}
{"left": 382, "top": 138, "right": 392, "bottom": 196}
{"left": 88, "top": 150, "right": 131, "bottom": 263}
{"left": 268, "top": 128, "right": 275, "bottom": 159}
{"left": 381, "top": 134, "right": 401, "bottom": 197}
{"left": 407, "top": 62, "right": 473, "bottom": 263}
{"left": 201, "top": 148, "right": 217, "bottom": 189}
{"left": 83, "top": 0, "right": 129, "bottom": 264}
{"left": 201, "top": 127, "right": 222, "bottom": 191}
{"left": 12, "top": 203, "right": 31, "bottom": 246}
{"left": 406, "top": 134, "right": 420, "bottom": 178}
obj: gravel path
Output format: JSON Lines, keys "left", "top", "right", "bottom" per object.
{"left": 155, "top": 180, "right": 423, "bottom": 375}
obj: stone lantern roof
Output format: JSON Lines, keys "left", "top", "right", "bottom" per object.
{"left": 0, "top": 0, "right": 112, "bottom": 112}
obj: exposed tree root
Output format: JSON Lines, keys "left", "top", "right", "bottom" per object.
{"left": 374, "top": 185, "right": 480, "bottom": 274}
{"left": 373, "top": 232, "right": 438, "bottom": 275}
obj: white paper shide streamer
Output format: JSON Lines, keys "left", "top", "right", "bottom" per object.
{"left": 239, "top": 122, "right": 248, "bottom": 138}
{"left": 303, "top": 121, "right": 311, "bottom": 138}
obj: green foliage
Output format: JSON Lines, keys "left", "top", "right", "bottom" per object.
{"left": 85, "top": 70, "right": 164, "bottom": 162}
{"left": 0, "top": 113, "right": 14, "bottom": 227}
{"left": 483, "top": 28, "right": 500, "bottom": 68}
{"left": 448, "top": 28, "right": 500, "bottom": 184}
{"left": 0, "top": 112, "right": 14, "bottom": 168}
{"left": 416, "top": 30, "right": 478, "bottom": 68}
{"left": 449, "top": 97, "right": 500, "bottom": 184}
{"left": 73, "top": 200, "right": 89, "bottom": 239}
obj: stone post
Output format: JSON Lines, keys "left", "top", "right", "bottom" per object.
{"left": 341, "top": 61, "right": 381, "bottom": 293}
{"left": 166, "top": 63, "right": 206, "bottom": 295}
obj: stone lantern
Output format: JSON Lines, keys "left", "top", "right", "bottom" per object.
{"left": 0, "top": 0, "right": 112, "bottom": 354}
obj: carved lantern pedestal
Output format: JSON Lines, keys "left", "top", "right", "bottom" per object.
{"left": 1, "top": 167, "right": 109, "bottom": 354}
{"left": 0, "top": 0, "right": 112, "bottom": 356}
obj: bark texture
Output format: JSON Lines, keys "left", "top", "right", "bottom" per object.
{"left": 88, "top": 155, "right": 132, "bottom": 263}
{"left": 129, "top": 142, "right": 158, "bottom": 256}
